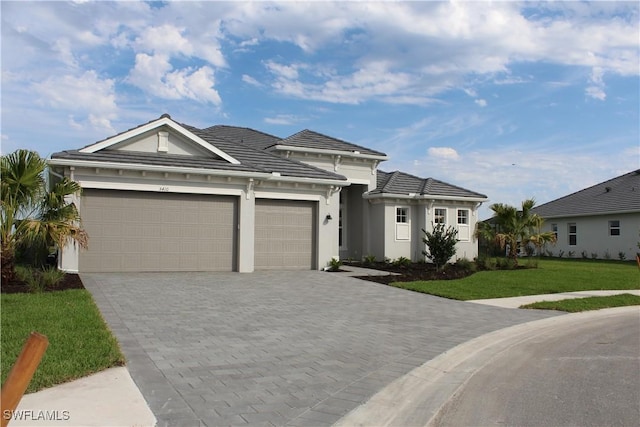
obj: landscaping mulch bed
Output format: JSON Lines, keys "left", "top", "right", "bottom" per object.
{"left": 346, "top": 261, "right": 475, "bottom": 284}
{"left": 1, "top": 274, "right": 85, "bottom": 294}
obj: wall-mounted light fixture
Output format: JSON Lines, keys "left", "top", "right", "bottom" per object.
{"left": 325, "top": 214, "right": 333, "bottom": 221}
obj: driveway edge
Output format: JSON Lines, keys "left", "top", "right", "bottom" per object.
{"left": 334, "top": 306, "right": 640, "bottom": 427}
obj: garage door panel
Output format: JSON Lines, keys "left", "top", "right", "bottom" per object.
{"left": 80, "top": 190, "right": 237, "bottom": 272}
{"left": 255, "top": 199, "right": 316, "bottom": 270}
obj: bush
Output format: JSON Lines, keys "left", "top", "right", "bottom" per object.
{"left": 455, "top": 257, "right": 476, "bottom": 273}
{"left": 475, "top": 256, "right": 497, "bottom": 271}
{"left": 422, "top": 223, "right": 458, "bottom": 271}
{"left": 326, "top": 258, "right": 342, "bottom": 272}
{"left": 496, "top": 257, "right": 517, "bottom": 270}
{"left": 16, "top": 265, "right": 65, "bottom": 292}
{"left": 618, "top": 251, "right": 627, "bottom": 261}
{"left": 363, "top": 254, "right": 376, "bottom": 265}
{"left": 392, "top": 256, "right": 412, "bottom": 268}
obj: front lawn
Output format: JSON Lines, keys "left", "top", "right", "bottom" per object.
{"left": 520, "top": 294, "right": 640, "bottom": 312}
{"left": 1, "top": 289, "right": 124, "bottom": 393}
{"left": 391, "top": 259, "right": 639, "bottom": 300}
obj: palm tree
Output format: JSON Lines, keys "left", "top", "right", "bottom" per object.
{"left": 1, "top": 149, "right": 88, "bottom": 282}
{"left": 477, "top": 198, "right": 556, "bottom": 266}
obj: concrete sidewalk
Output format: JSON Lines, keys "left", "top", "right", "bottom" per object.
{"left": 10, "top": 367, "right": 155, "bottom": 427}
{"left": 468, "top": 289, "right": 640, "bottom": 308}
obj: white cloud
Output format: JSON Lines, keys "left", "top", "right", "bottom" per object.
{"left": 32, "top": 70, "right": 117, "bottom": 132}
{"left": 264, "top": 114, "right": 303, "bottom": 125}
{"left": 242, "top": 74, "right": 263, "bottom": 87}
{"left": 134, "top": 24, "right": 194, "bottom": 56}
{"left": 475, "top": 99, "right": 488, "bottom": 107}
{"left": 128, "top": 54, "right": 222, "bottom": 105}
{"left": 428, "top": 147, "right": 460, "bottom": 160}
{"left": 585, "top": 67, "right": 607, "bottom": 100}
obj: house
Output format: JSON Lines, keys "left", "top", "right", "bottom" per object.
{"left": 531, "top": 170, "right": 640, "bottom": 260}
{"left": 49, "top": 114, "right": 488, "bottom": 273}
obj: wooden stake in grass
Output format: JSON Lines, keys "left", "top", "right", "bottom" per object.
{"left": 1, "top": 332, "right": 49, "bottom": 427}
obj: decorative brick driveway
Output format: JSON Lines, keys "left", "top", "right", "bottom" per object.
{"left": 83, "top": 271, "right": 558, "bottom": 427}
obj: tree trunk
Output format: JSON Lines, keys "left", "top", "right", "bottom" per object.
{"left": 1, "top": 242, "right": 16, "bottom": 283}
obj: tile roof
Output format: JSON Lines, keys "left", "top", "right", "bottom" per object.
{"left": 50, "top": 150, "right": 262, "bottom": 173}
{"left": 202, "top": 125, "right": 281, "bottom": 151}
{"left": 370, "top": 170, "right": 488, "bottom": 199}
{"left": 185, "top": 125, "right": 347, "bottom": 181}
{"left": 275, "top": 129, "right": 387, "bottom": 157}
{"left": 532, "top": 169, "right": 640, "bottom": 217}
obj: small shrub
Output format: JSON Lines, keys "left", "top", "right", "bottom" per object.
{"left": 392, "top": 256, "right": 412, "bottom": 268}
{"left": 524, "top": 244, "right": 535, "bottom": 257}
{"left": 455, "top": 257, "right": 476, "bottom": 273}
{"left": 475, "top": 256, "right": 497, "bottom": 271}
{"left": 363, "top": 254, "right": 376, "bottom": 265}
{"left": 326, "top": 258, "right": 342, "bottom": 272}
{"left": 581, "top": 251, "right": 588, "bottom": 259}
{"left": 40, "top": 266, "right": 66, "bottom": 289}
{"left": 568, "top": 251, "right": 576, "bottom": 258}
{"left": 496, "top": 257, "right": 517, "bottom": 270}
{"left": 618, "top": 251, "right": 627, "bottom": 261}
{"left": 383, "top": 257, "right": 392, "bottom": 265}
{"left": 544, "top": 249, "right": 554, "bottom": 258}
{"left": 557, "top": 250, "right": 564, "bottom": 258}
{"left": 590, "top": 252, "right": 598, "bottom": 260}
{"left": 14, "top": 265, "right": 32, "bottom": 283}
{"left": 603, "top": 250, "right": 611, "bottom": 260}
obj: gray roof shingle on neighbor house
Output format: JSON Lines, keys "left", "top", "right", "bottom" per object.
{"left": 532, "top": 169, "right": 640, "bottom": 218}
{"left": 274, "top": 129, "right": 387, "bottom": 157}
{"left": 371, "top": 170, "right": 488, "bottom": 199}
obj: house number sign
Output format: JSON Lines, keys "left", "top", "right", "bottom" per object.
{"left": 159, "top": 186, "right": 170, "bottom": 192}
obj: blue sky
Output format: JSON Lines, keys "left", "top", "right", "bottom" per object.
{"left": 2, "top": 1, "right": 638, "bottom": 219}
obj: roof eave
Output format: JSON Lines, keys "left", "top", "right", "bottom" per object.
{"left": 270, "top": 144, "right": 388, "bottom": 161}
{"left": 535, "top": 209, "right": 640, "bottom": 219}
{"left": 363, "top": 192, "right": 488, "bottom": 203}
{"left": 47, "top": 158, "right": 347, "bottom": 186}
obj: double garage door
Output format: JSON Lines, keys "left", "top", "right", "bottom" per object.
{"left": 79, "top": 190, "right": 315, "bottom": 272}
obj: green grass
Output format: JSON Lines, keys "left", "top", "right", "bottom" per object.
{"left": 1, "top": 290, "right": 124, "bottom": 393}
{"left": 391, "top": 258, "right": 640, "bottom": 300}
{"left": 521, "top": 294, "right": 640, "bottom": 312}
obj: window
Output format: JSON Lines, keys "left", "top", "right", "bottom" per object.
{"left": 457, "top": 209, "right": 470, "bottom": 241}
{"left": 609, "top": 220, "right": 620, "bottom": 236}
{"left": 457, "top": 209, "right": 469, "bottom": 225}
{"left": 434, "top": 208, "right": 446, "bottom": 225}
{"left": 552, "top": 224, "right": 558, "bottom": 240}
{"left": 568, "top": 223, "right": 577, "bottom": 246}
{"left": 395, "top": 207, "right": 410, "bottom": 240}
{"left": 396, "top": 207, "right": 408, "bottom": 223}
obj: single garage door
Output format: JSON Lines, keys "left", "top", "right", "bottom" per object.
{"left": 80, "top": 189, "right": 237, "bottom": 272}
{"left": 255, "top": 199, "right": 316, "bottom": 270}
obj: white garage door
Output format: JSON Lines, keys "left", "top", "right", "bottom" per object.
{"left": 80, "top": 189, "right": 237, "bottom": 272}
{"left": 255, "top": 199, "right": 316, "bottom": 270}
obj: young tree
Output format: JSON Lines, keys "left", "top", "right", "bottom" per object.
{"left": 1, "top": 149, "right": 88, "bottom": 282}
{"left": 422, "top": 223, "right": 458, "bottom": 271}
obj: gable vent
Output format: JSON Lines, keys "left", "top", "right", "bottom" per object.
{"left": 158, "top": 131, "right": 169, "bottom": 152}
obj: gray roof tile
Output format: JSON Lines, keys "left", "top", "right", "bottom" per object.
{"left": 371, "top": 170, "right": 487, "bottom": 199}
{"left": 202, "top": 125, "right": 281, "bottom": 151}
{"left": 276, "top": 129, "right": 387, "bottom": 157}
{"left": 532, "top": 169, "right": 640, "bottom": 217}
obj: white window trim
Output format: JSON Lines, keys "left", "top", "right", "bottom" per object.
{"left": 457, "top": 209, "right": 470, "bottom": 241}
{"left": 395, "top": 206, "right": 410, "bottom": 241}
{"left": 434, "top": 207, "right": 447, "bottom": 226}
{"left": 608, "top": 220, "right": 620, "bottom": 237}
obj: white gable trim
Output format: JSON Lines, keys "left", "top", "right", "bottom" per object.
{"left": 79, "top": 116, "right": 241, "bottom": 165}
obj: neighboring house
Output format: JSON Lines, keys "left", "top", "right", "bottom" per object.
{"left": 532, "top": 170, "right": 640, "bottom": 260}
{"left": 49, "top": 114, "right": 488, "bottom": 273}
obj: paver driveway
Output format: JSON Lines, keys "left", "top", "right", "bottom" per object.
{"left": 83, "top": 271, "right": 558, "bottom": 427}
